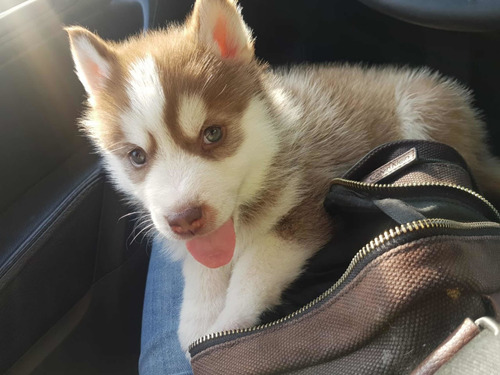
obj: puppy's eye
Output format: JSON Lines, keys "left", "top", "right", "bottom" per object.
{"left": 128, "top": 148, "right": 147, "bottom": 167}
{"left": 203, "top": 126, "right": 223, "bottom": 144}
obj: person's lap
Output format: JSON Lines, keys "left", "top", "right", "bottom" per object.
{"left": 139, "top": 238, "right": 193, "bottom": 375}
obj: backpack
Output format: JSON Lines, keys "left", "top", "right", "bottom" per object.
{"left": 189, "top": 140, "right": 500, "bottom": 375}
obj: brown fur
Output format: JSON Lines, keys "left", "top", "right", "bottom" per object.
{"left": 237, "top": 65, "right": 500, "bottom": 248}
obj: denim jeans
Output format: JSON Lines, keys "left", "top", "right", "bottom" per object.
{"left": 139, "top": 238, "right": 193, "bottom": 375}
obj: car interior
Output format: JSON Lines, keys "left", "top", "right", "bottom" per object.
{"left": 1, "top": 0, "right": 499, "bottom": 374}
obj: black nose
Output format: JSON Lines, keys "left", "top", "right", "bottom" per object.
{"left": 166, "top": 207, "right": 204, "bottom": 234}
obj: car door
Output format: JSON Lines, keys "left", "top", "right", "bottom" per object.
{"left": 0, "top": 1, "right": 152, "bottom": 374}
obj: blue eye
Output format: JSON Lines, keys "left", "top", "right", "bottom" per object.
{"left": 203, "top": 126, "right": 223, "bottom": 144}
{"left": 129, "top": 147, "right": 147, "bottom": 166}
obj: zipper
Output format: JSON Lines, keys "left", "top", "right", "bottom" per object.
{"left": 330, "top": 178, "right": 500, "bottom": 222}
{"left": 189, "top": 217, "right": 500, "bottom": 354}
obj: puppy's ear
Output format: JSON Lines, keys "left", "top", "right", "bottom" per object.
{"left": 189, "top": 0, "right": 254, "bottom": 63}
{"left": 65, "top": 26, "right": 116, "bottom": 100}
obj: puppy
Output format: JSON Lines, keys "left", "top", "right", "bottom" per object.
{"left": 66, "top": 0, "right": 500, "bottom": 353}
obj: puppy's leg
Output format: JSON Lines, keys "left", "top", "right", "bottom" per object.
{"left": 208, "top": 233, "right": 312, "bottom": 333}
{"left": 178, "top": 256, "right": 231, "bottom": 352}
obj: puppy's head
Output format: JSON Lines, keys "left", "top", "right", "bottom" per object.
{"left": 66, "top": 0, "right": 278, "bottom": 265}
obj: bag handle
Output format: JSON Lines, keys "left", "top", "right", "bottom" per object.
{"left": 412, "top": 316, "right": 500, "bottom": 375}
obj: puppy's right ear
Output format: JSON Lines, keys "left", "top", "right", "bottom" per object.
{"left": 65, "top": 26, "right": 116, "bottom": 101}
{"left": 188, "top": 0, "right": 254, "bottom": 63}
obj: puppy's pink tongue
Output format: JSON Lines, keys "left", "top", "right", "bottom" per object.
{"left": 186, "top": 220, "right": 235, "bottom": 268}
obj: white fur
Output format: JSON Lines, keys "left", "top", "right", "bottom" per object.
{"left": 178, "top": 256, "right": 231, "bottom": 349}
{"left": 122, "top": 55, "right": 167, "bottom": 148}
{"left": 176, "top": 189, "right": 309, "bottom": 352}
{"left": 103, "top": 153, "right": 138, "bottom": 196}
{"left": 123, "top": 94, "right": 290, "bottom": 354}
{"left": 178, "top": 230, "right": 313, "bottom": 353}
{"left": 395, "top": 70, "right": 443, "bottom": 140}
{"left": 98, "top": 55, "right": 168, "bottom": 201}
{"left": 268, "top": 86, "right": 304, "bottom": 132}
{"left": 209, "top": 233, "right": 313, "bottom": 331}
{"left": 144, "top": 96, "right": 279, "bottom": 259}
{"left": 396, "top": 90, "right": 430, "bottom": 139}
{"left": 178, "top": 94, "right": 207, "bottom": 138}
{"left": 232, "top": 98, "right": 280, "bottom": 206}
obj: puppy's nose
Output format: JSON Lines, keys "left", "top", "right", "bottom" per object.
{"left": 166, "top": 207, "right": 204, "bottom": 235}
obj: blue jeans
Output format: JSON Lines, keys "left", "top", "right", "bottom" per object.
{"left": 139, "top": 238, "right": 193, "bottom": 374}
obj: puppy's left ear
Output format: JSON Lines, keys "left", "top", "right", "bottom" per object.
{"left": 189, "top": 0, "right": 254, "bottom": 63}
{"left": 65, "top": 26, "right": 116, "bottom": 100}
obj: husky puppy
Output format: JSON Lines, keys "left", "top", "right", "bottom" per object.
{"left": 66, "top": 0, "right": 500, "bottom": 352}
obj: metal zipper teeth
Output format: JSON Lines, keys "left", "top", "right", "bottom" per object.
{"left": 332, "top": 178, "right": 500, "bottom": 222}
{"left": 189, "top": 218, "right": 500, "bottom": 352}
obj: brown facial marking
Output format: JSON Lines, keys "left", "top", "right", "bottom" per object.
{"left": 147, "top": 131, "right": 158, "bottom": 160}
{"left": 153, "top": 46, "right": 262, "bottom": 160}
